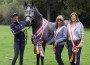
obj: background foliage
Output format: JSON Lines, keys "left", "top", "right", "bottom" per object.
{"left": 0, "top": 0, "right": 90, "bottom": 27}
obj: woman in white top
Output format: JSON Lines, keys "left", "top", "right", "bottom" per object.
{"left": 67, "top": 12, "right": 84, "bottom": 65}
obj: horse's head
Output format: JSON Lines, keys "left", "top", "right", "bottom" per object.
{"left": 24, "top": 2, "right": 34, "bottom": 26}
{"left": 24, "top": 2, "right": 42, "bottom": 27}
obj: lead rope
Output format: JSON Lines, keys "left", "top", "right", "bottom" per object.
{"left": 24, "top": 26, "right": 30, "bottom": 45}
{"left": 24, "top": 29, "right": 28, "bottom": 45}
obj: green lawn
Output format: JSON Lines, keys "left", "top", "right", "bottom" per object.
{"left": 0, "top": 25, "right": 90, "bottom": 65}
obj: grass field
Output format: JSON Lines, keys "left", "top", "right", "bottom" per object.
{"left": 0, "top": 25, "right": 90, "bottom": 65}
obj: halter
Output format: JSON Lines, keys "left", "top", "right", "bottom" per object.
{"left": 25, "top": 15, "right": 34, "bottom": 19}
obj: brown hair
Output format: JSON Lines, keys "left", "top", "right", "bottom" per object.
{"left": 69, "top": 12, "right": 80, "bottom": 23}
{"left": 55, "top": 15, "right": 65, "bottom": 29}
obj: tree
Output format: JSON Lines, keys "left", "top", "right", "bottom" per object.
{"left": 44, "top": 0, "right": 51, "bottom": 21}
{"left": 0, "top": 0, "right": 90, "bottom": 26}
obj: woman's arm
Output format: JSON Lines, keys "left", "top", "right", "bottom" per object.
{"left": 77, "top": 37, "right": 84, "bottom": 48}
{"left": 47, "top": 37, "right": 55, "bottom": 45}
{"left": 10, "top": 25, "right": 22, "bottom": 35}
{"left": 77, "top": 23, "right": 84, "bottom": 47}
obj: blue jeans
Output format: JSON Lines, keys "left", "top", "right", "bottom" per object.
{"left": 12, "top": 40, "right": 25, "bottom": 65}
{"left": 67, "top": 40, "right": 82, "bottom": 65}
{"left": 55, "top": 45, "right": 64, "bottom": 65}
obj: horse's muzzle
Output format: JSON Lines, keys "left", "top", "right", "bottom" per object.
{"left": 25, "top": 21, "right": 31, "bottom": 27}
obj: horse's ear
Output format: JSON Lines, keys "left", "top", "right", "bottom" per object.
{"left": 24, "top": 2, "right": 27, "bottom": 7}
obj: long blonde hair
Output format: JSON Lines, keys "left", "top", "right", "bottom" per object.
{"left": 55, "top": 15, "right": 65, "bottom": 29}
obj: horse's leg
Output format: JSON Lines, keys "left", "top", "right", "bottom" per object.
{"left": 36, "top": 54, "right": 40, "bottom": 65}
{"left": 41, "top": 56, "right": 44, "bottom": 65}
{"left": 41, "top": 44, "right": 45, "bottom": 65}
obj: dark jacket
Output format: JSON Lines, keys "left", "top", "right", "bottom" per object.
{"left": 10, "top": 21, "right": 26, "bottom": 41}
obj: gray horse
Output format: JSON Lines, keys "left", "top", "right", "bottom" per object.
{"left": 24, "top": 2, "right": 56, "bottom": 65}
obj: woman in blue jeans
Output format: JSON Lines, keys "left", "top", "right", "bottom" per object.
{"left": 10, "top": 13, "right": 26, "bottom": 65}
{"left": 67, "top": 12, "right": 84, "bottom": 65}
{"left": 47, "top": 15, "right": 67, "bottom": 65}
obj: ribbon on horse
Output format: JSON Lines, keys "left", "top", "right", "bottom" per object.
{"left": 35, "top": 18, "right": 48, "bottom": 38}
{"left": 32, "top": 18, "right": 48, "bottom": 57}
{"left": 67, "top": 23, "right": 79, "bottom": 64}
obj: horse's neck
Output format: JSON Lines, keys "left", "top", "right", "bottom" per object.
{"left": 32, "top": 18, "right": 42, "bottom": 34}
{"left": 32, "top": 9, "right": 43, "bottom": 34}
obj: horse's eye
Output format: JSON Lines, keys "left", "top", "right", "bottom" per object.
{"left": 32, "top": 11, "right": 34, "bottom": 12}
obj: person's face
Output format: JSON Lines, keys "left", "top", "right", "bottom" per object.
{"left": 12, "top": 16, "right": 18, "bottom": 22}
{"left": 57, "top": 19, "right": 63, "bottom": 26}
{"left": 71, "top": 14, "right": 77, "bottom": 22}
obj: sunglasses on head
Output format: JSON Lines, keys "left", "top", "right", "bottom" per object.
{"left": 57, "top": 19, "right": 62, "bottom": 21}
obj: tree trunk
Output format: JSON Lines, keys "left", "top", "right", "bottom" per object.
{"left": 47, "top": 5, "right": 51, "bottom": 22}
{"left": 45, "top": 0, "right": 51, "bottom": 22}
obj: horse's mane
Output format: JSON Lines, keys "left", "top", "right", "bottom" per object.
{"left": 34, "top": 6, "right": 42, "bottom": 19}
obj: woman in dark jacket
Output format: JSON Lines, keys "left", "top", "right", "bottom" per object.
{"left": 10, "top": 13, "right": 26, "bottom": 65}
